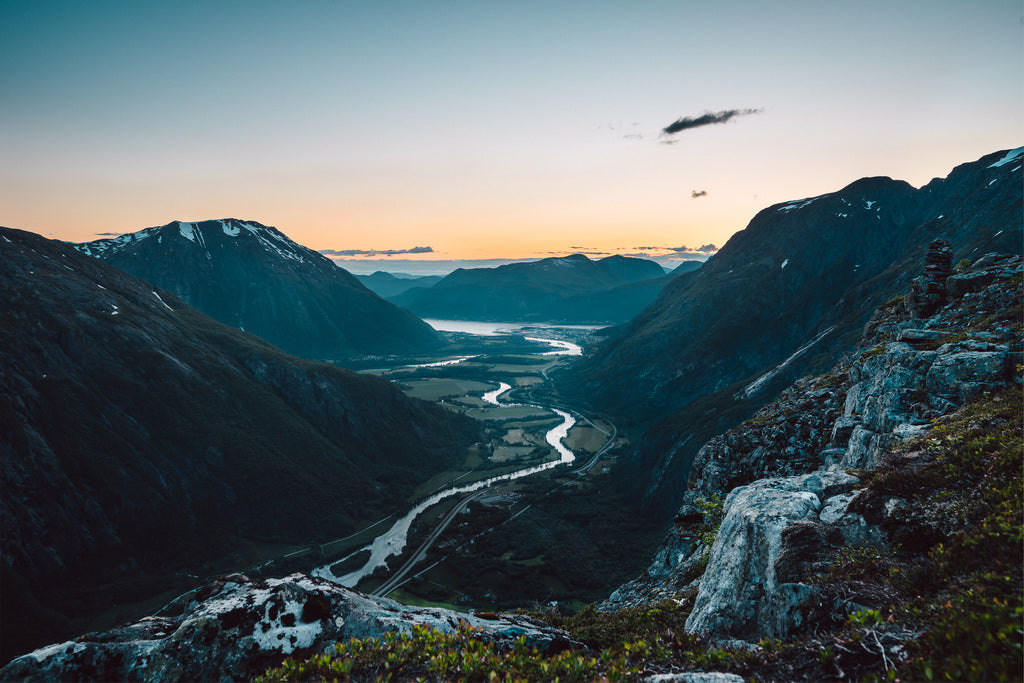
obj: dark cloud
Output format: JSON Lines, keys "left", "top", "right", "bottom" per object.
{"left": 691, "top": 190, "right": 708, "bottom": 199}
{"left": 666, "top": 244, "right": 719, "bottom": 255}
{"left": 320, "top": 246, "right": 434, "bottom": 257}
{"left": 94, "top": 232, "right": 124, "bottom": 237}
{"left": 662, "top": 108, "right": 762, "bottom": 135}
{"left": 547, "top": 250, "right": 610, "bottom": 257}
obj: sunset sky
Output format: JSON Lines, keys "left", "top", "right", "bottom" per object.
{"left": 2, "top": 1, "right": 1021, "bottom": 272}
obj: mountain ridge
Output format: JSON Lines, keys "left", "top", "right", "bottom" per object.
{"left": 77, "top": 219, "right": 444, "bottom": 360}
{"left": 0, "top": 226, "right": 479, "bottom": 661}
{"left": 562, "top": 146, "right": 1022, "bottom": 514}
{"left": 390, "top": 253, "right": 671, "bottom": 323}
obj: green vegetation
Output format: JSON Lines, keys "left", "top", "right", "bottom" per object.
{"left": 259, "top": 599, "right": 764, "bottom": 682}
{"left": 816, "top": 386, "right": 1024, "bottom": 682}
{"left": 860, "top": 343, "right": 886, "bottom": 360}
{"left": 692, "top": 495, "right": 725, "bottom": 548}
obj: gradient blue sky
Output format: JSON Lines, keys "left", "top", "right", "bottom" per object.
{"left": 2, "top": 1, "right": 1021, "bottom": 269}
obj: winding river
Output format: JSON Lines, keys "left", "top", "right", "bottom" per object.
{"left": 313, "top": 336, "right": 578, "bottom": 588}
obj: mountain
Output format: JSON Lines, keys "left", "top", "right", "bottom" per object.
{"left": 355, "top": 271, "right": 444, "bottom": 298}
{"left": 76, "top": 219, "right": 443, "bottom": 360}
{"left": 0, "top": 227, "right": 479, "bottom": 662}
{"left": 390, "top": 253, "right": 669, "bottom": 323}
{"left": 562, "top": 147, "right": 1022, "bottom": 513}
{"left": 601, "top": 251, "right": 1021, "bottom": 680}
{"left": 669, "top": 259, "right": 704, "bottom": 275}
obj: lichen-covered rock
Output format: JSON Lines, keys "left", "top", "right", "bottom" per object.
{"left": 644, "top": 673, "right": 746, "bottom": 683}
{"left": 0, "top": 574, "right": 577, "bottom": 682}
{"left": 683, "top": 472, "right": 861, "bottom": 641}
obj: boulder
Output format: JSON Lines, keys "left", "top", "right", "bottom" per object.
{"left": 683, "top": 472, "right": 861, "bottom": 641}
{"left": 0, "top": 574, "right": 577, "bottom": 682}
{"left": 925, "top": 349, "right": 1010, "bottom": 399}
{"left": 947, "top": 270, "right": 998, "bottom": 298}
{"left": 644, "top": 673, "right": 746, "bottom": 683}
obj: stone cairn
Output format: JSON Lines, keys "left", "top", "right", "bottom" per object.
{"left": 906, "top": 239, "right": 953, "bottom": 318}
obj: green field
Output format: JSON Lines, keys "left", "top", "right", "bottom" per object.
{"left": 399, "top": 378, "right": 493, "bottom": 401}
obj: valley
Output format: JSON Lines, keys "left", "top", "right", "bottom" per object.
{"left": 304, "top": 321, "right": 658, "bottom": 613}
{"left": 2, "top": 146, "right": 1020, "bottom": 681}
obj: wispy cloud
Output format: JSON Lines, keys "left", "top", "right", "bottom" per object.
{"left": 320, "top": 246, "right": 434, "bottom": 257}
{"left": 691, "top": 190, "right": 708, "bottom": 199}
{"left": 94, "top": 232, "right": 124, "bottom": 237}
{"left": 661, "top": 108, "right": 762, "bottom": 136}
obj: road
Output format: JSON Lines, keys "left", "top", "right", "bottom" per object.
{"left": 372, "top": 488, "right": 487, "bottom": 597}
{"left": 369, "top": 407, "right": 617, "bottom": 597}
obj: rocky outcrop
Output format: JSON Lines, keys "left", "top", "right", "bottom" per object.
{"left": 0, "top": 574, "right": 577, "bottom": 682}
{"left": 906, "top": 239, "right": 952, "bottom": 318}
{"left": 682, "top": 472, "right": 876, "bottom": 641}
{"left": 605, "top": 251, "right": 1022, "bottom": 636}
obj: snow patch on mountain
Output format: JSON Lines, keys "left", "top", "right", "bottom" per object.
{"left": 777, "top": 195, "right": 825, "bottom": 213}
{"left": 220, "top": 219, "right": 241, "bottom": 237}
{"left": 987, "top": 146, "right": 1023, "bottom": 168}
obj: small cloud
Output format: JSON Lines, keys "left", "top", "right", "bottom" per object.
{"left": 662, "top": 108, "right": 763, "bottom": 136}
{"left": 94, "top": 232, "right": 124, "bottom": 237}
{"left": 320, "top": 246, "right": 434, "bottom": 257}
{"left": 697, "top": 244, "right": 717, "bottom": 253}
{"left": 691, "top": 190, "right": 708, "bottom": 199}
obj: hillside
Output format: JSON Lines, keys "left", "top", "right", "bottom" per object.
{"left": 77, "top": 219, "right": 443, "bottom": 360}
{"left": 598, "top": 249, "right": 1023, "bottom": 680}
{"left": 563, "top": 147, "right": 1022, "bottom": 513}
{"left": 390, "top": 253, "right": 669, "bottom": 323}
{"left": 0, "top": 227, "right": 479, "bottom": 662}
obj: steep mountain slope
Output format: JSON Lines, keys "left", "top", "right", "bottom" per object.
{"left": 390, "top": 253, "right": 667, "bottom": 323}
{"left": 563, "top": 148, "right": 1022, "bottom": 513}
{"left": 600, "top": 252, "right": 1021, "bottom": 681}
{"left": 77, "top": 219, "right": 443, "bottom": 360}
{"left": 355, "top": 271, "right": 443, "bottom": 298}
{"left": 0, "top": 227, "right": 479, "bottom": 662}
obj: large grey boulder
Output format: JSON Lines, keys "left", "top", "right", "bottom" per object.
{"left": 0, "top": 574, "right": 577, "bottom": 682}
{"left": 684, "top": 472, "right": 862, "bottom": 641}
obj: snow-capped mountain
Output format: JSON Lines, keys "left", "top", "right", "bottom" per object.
{"left": 77, "top": 219, "right": 443, "bottom": 359}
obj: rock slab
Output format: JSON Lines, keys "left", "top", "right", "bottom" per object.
{"left": 0, "top": 574, "right": 577, "bottom": 682}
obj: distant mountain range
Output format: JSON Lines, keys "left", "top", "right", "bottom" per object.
{"left": 77, "top": 219, "right": 443, "bottom": 360}
{"left": 355, "top": 271, "right": 443, "bottom": 298}
{"left": 0, "top": 227, "right": 479, "bottom": 660}
{"left": 563, "top": 146, "right": 1023, "bottom": 513}
{"left": 389, "top": 253, "right": 675, "bottom": 323}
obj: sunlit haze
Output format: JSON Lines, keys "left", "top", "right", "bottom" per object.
{"left": 2, "top": 1, "right": 1020, "bottom": 271}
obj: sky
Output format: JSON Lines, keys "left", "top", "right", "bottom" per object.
{"left": 2, "top": 1, "right": 1021, "bottom": 273}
